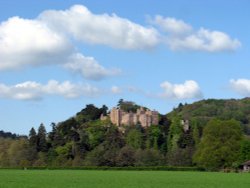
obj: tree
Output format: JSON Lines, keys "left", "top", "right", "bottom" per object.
{"left": 158, "top": 124, "right": 169, "bottom": 154}
{"left": 146, "top": 125, "right": 161, "bottom": 150}
{"left": 64, "top": 118, "right": 79, "bottom": 142}
{"left": 54, "top": 142, "right": 74, "bottom": 165}
{"left": 86, "top": 124, "right": 105, "bottom": 149}
{"left": 102, "top": 126, "right": 124, "bottom": 166}
{"left": 167, "top": 147, "right": 194, "bottom": 166}
{"left": 125, "top": 129, "right": 143, "bottom": 149}
{"left": 0, "top": 130, "right": 17, "bottom": 139}
{"left": 167, "top": 116, "right": 183, "bottom": 152}
{"left": 100, "top": 105, "right": 108, "bottom": 116}
{"left": 37, "top": 124, "right": 48, "bottom": 152}
{"left": 84, "top": 144, "right": 106, "bottom": 166}
{"left": 28, "top": 127, "right": 38, "bottom": 162}
{"left": 29, "top": 127, "right": 37, "bottom": 147}
{"left": 239, "top": 139, "right": 250, "bottom": 162}
{"left": 135, "top": 149, "right": 164, "bottom": 166}
{"left": 191, "top": 119, "right": 200, "bottom": 146}
{"left": 118, "top": 99, "right": 124, "bottom": 107}
{"left": 117, "top": 99, "right": 139, "bottom": 113}
{"left": 116, "top": 146, "right": 136, "bottom": 167}
{"left": 76, "top": 104, "right": 105, "bottom": 123}
{"left": 0, "top": 138, "right": 12, "bottom": 166}
{"left": 7, "top": 138, "right": 34, "bottom": 167}
{"left": 48, "top": 122, "right": 56, "bottom": 143}
{"left": 193, "top": 119, "right": 243, "bottom": 170}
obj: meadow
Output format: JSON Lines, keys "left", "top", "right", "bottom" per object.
{"left": 0, "top": 170, "right": 250, "bottom": 188}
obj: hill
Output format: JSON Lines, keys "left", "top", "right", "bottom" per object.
{"left": 168, "top": 98, "right": 250, "bottom": 135}
{"left": 1, "top": 98, "right": 250, "bottom": 170}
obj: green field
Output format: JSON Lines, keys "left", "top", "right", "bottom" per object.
{"left": 0, "top": 170, "right": 250, "bottom": 188}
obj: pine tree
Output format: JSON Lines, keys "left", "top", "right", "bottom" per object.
{"left": 37, "top": 123, "right": 48, "bottom": 152}
{"left": 29, "top": 127, "right": 37, "bottom": 147}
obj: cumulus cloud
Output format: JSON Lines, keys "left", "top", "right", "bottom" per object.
{"left": 0, "top": 4, "right": 241, "bottom": 77}
{"left": 64, "top": 53, "right": 121, "bottom": 81}
{"left": 152, "top": 16, "right": 192, "bottom": 35}
{"left": 167, "top": 28, "right": 241, "bottom": 52}
{"left": 0, "top": 80, "right": 100, "bottom": 100}
{"left": 159, "top": 80, "right": 202, "bottom": 100}
{"left": 152, "top": 16, "right": 241, "bottom": 52}
{"left": 230, "top": 79, "right": 250, "bottom": 96}
{"left": 0, "top": 81, "right": 42, "bottom": 100}
{"left": 39, "top": 5, "right": 159, "bottom": 50}
{"left": 0, "top": 17, "right": 72, "bottom": 70}
{"left": 0, "top": 11, "right": 122, "bottom": 81}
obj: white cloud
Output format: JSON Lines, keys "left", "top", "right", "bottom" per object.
{"left": 0, "top": 80, "right": 100, "bottom": 100}
{"left": 167, "top": 28, "right": 241, "bottom": 52}
{"left": 159, "top": 80, "right": 202, "bottom": 100}
{"left": 0, "top": 14, "right": 121, "bottom": 81}
{"left": 0, "top": 81, "right": 42, "bottom": 100}
{"left": 111, "top": 86, "right": 122, "bottom": 94}
{"left": 152, "top": 16, "right": 241, "bottom": 52}
{"left": 0, "top": 4, "right": 241, "bottom": 77}
{"left": 64, "top": 53, "right": 121, "bottom": 81}
{"left": 39, "top": 5, "right": 159, "bottom": 50}
{"left": 0, "top": 17, "right": 72, "bottom": 70}
{"left": 230, "top": 79, "right": 250, "bottom": 96}
{"left": 152, "top": 16, "right": 192, "bottom": 35}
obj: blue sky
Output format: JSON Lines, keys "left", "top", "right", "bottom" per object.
{"left": 0, "top": 0, "right": 250, "bottom": 134}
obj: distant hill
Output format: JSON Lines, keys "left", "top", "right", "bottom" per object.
{"left": 167, "top": 98, "right": 250, "bottom": 135}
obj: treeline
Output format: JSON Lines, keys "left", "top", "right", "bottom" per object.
{"left": 0, "top": 130, "right": 26, "bottom": 139}
{"left": 1, "top": 99, "right": 250, "bottom": 170}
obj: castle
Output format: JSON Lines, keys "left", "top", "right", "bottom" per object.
{"left": 109, "top": 107, "right": 159, "bottom": 127}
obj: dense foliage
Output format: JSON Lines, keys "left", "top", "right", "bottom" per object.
{"left": 168, "top": 98, "right": 250, "bottom": 134}
{"left": 1, "top": 98, "right": 250, "bottom": 170}
{"left": 193, "top": 119, "right": 242, "bottom": 170}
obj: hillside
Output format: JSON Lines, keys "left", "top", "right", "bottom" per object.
{"left": 167, "top": 98, "right": 250, "bottom": 135}
{"left": 1, "top": 98, "right": 250, "bottom": 170}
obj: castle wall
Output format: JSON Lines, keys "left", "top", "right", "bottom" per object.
{"left": 110, "top": 107, "right": 159, "bottom": 127}
{"left": 121, "top": 113, "right": 133, "bottom": 125}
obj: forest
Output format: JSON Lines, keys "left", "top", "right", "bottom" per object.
{"left": 1, "top": 98, "right": 250, "bottom": 171}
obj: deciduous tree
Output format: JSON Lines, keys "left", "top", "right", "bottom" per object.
{"left": 194, "top": 119, "right": 243, "bottom": 170}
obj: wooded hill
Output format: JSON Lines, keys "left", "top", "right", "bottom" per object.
{"left": 1, "top": 98, "right": 250, "bottom": 170}
{"left": 168, "top": 98, "right": 250, "bottom": 135}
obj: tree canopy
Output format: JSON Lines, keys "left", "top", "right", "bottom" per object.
{"left": 194, "top": 119, "right": 243, "bottom": 170}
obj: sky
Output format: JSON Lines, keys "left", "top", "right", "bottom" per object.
{"left": 0, "top": 0, "right": 250, "bottom": 135}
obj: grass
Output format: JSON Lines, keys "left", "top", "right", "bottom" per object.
{"left": 0, "top": 170, "right": 250, "bottom": 188}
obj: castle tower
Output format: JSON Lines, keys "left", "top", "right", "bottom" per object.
{"left": 110, "top": 108, "right": 122, "bottom": 126}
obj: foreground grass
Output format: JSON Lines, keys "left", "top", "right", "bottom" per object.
{"left": 0, "top": 170, "right": 250, "bottom": 188}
